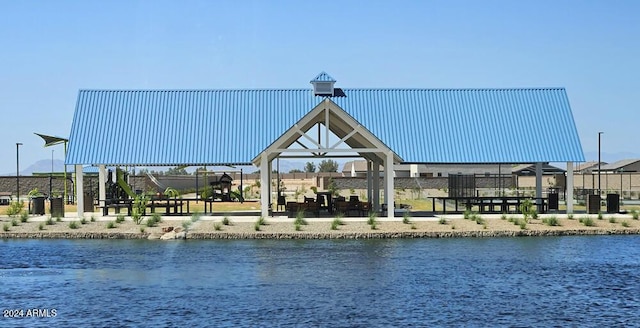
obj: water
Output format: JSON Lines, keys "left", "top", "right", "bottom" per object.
{"left": 1, "top": 236, "right": 640, "bottom": 327}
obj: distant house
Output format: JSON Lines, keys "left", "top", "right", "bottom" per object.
{"left": 342, "top": 160, "right": 511, "bottom": 178}
{"left": 511, "top": 163, "right": 565, "bottom": 176}
{"left": 574, "top": 161, "right": 606, "bottom": 174}
{"left": 596, "top": 159, "right": 640, "bottom": 173}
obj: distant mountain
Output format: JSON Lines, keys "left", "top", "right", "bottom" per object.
{"left": 583, "top": 151, "right": 640, "bottom": 164}
{"left": 1, "top": 159, "right": 67, "bottom": 176}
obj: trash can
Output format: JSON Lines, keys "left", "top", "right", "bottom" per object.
{"left": 31, "top": 196, "right": 46, "bottom": 215}
{"left": 83, "top": 192, "right": 94, "bottom": 212}
{"left": 587, "top": 194, "right": 601, "bottom": 214}
{"left": 548, "top": 193, "right": 559, "bottom": 211}
{"left": 606, "top": 193, "right": 620, "bottom": 214}
{"left": 50, "top": 197, "right": 64, "bottom": 218}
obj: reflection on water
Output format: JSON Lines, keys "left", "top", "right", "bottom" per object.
{"left": 1, "top": 236, "right": 640, "bottom": 327}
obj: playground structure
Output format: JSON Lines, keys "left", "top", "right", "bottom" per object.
{"left": 207, "top": 172, "right": 236, "bottom": 202}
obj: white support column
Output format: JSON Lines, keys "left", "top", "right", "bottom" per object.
{"left": 260, "top": 156, "right": 269, "bottom": 218}
{"left": 535, "top": 162, "right": 543, "bottom": 209}
{"left": 98, "top": 165, "right": 106, "bottom": 209}
{"left": 373, "top": 162, "right": 380, "bottom": 212}
{"left": 567, "top": 162, "right": 574, "bottom": 214}
{"left": 383, "top": 161, "right": 388, "bottom": 212}
{"left": 385, "top": 152, "right": 395, "bottom": 219}
{"left": 410, "top": 164, "right": 418, "bottom": 177}
{"left": 76, "top": 164, "right": 84, "bottom": 219}
{"left": 366, "top": 161, "right": 372, "bottom": 205}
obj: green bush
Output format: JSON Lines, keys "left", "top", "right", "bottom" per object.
{"left": 90, "top": 216, "right": 96, "bottom": 222}
{"left": 106, "top": 221, "right": 116, "bottom": 229}
{"left": 191, "top": 212, "right": 201, "bottom": 223}
{"left": 140, "top": 227, "right": 145, "bottom": 233}
{"left": 581, "top": 217, "right": 596, "bottom": 227}
{"left": 20, "top": 211, "right": 28, "bottom": 223}
{"left": 254, "top": 221, "right": 261, "bottom": 231}
{"left": 69, "top": 221, "right": 79, "bottom": 229}
{"left": 367, "top": 212, "right": 377, "bottom": 226}
{"left": 3, "top": 224, "right": 9, "bottom": 232}
{"left": 402, "top": 212, "right": 411, "bottom": 224}
{"left": 294, "top": 222, "right": 302, "bottom": 231}
{"left": 621, "top": 221, "right": 630, "bottom": 228}
{"left": 632, "top": 210, "right": 639, "bottom": 220}
{"left": 542, "top": 216, "right": 561, "bottom": 226}
{"left": 38, "top": 223, "right": 44, "bottom": 231}
{"left": 439, "top": 217, "right": 447, "bottom": 225}
{"left": 80, "top": 218, "right": 87, "bottom": 224}
{"left": 222, "top": 215, "right": 231, "bottom": 225}
{"left": 500, "top": 214, "right": 507, "bottom": 220}
{"left": 567, "top": 214, "right": 575, "bottom": 220}
{"left": 181, "top": 221, "right": 191, "bottom": 230}
{"left": 257, "top": 216, "right": 266, "bottom": 226}
{"left": 609, "top": 217, "right": 617, "bottom": 223}
{"left": 597, "top": 212, "right": 603, "bottom": 220}
{"left": 55, "top": 216, "right": 62, "bottom": 222}
{"left": 46, "top": 217, "right": 54, "bottom": 225}
{"left": 115, "top": 214, "right": 125, "bottom": 223}
{"left": 6, "top": 201, "right": 24, "bottom": 217}
{"left": 411, "top": 223, "right": 417, "bottom": 230}
{"left": 11, "top": 219, "right": 18, "bottom": 226}
{"left": 213, "top": 223, "right": 222, "bottom": 231}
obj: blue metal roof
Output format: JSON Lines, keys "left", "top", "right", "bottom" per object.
{"left": 66, "top": 87, "right": 585, "bottom": 166}
{"left": 310, "top": 72, "right": 336, "bottom": 82}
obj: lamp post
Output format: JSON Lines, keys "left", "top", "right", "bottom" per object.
{"left": 16, "top": 143, "right": 22, "bottom": 201}
{"left": 50, "top": 149, "right": 54, "bottom": 200}
{"left": 598, "top": 132, "right": 603, "bottom": 196}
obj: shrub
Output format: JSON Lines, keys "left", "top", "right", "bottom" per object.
{"left": 367, "top": 212, "right": 377, "bottom": 226}
{"left": 69, "top": 221, "right": 79, "bottom": 229}
{"left": 451, "top": 224, "right": 456, "bottom": 230}
{"left": 80, "top": 218, "right": 87, "bottom": 224}
{"left": 581, "top": 217, "right": 596, "bottom": 227}
{"left": 140, "top": 227, "right": 145, "bottom": 233}
{"left": 115, "top": 214, "right": 125, "bottom": 224}
{"left": 621, "top": 221, "right": 630, "bottom": 228}
{"left": 151, "top": 212, "right": 163, "bottom": 224}
{"left": 20, "top": 211, "right": 28, "bottom": 223}
{"left": 439, "top": 217, "right": 447, "bottom": 225}
{"left": 294, "top": 222, "right": 302, "bottom": 231}
{"left": 254, "top": 221, "right": 261, "bottom": 231}
{"left": 597, "top": 212, "right": 603, "bottom": 220}
{"left": 474, "top": 216, "right": 485, "bottom": 225}
{"left": 257, "top": 216, "right": 266, "bottom": 226}
{"left": 6, "top": 201, "right": 24, "bottom": 217}
{"left": 55, "top": 216, "right": 62, "bottom": 222}
{"left": 567, "top": 214, "right": 575, "bottom": 220}
{"left": 411, "top": 223, "right": 417, "bottom": 230}
{"left": 542, "top": 216, "right": 561, "bottom": 226}
{"left": 191, "top": 212, "right": 201, "bottom": 223}
{"left": 106, "top": 221, "right": 116, "bottom": 229}
{"left": 609, "top": 216, "right": 617, "bottom": 223}
{"left": 463, "top": 209, "right": 472, "bottom": 220}
{"left": 213, "top": 223, "right": 222, "bottom": 231}
{"left": 222, "top": 215, "right": 231, "bottom": 225}
{"left": 531, "top": 211, "right": 539, "bottom": 220}
{"left": 631, "top": 210, "right": 639, "bottom": 220}
{"left": 90, "top": 216, "right": 96, "bottom": 222}
{"left": 146, "top": 217, "right": 158, "bottom": 227}
{"left": 181, "top": 221, "right": 191, "bottom": 230}
{"left": 370, "top": 220, "right": 378, "bottom": 230}
{"left": 38, "top": 223, "right": 44, "bottom": 231}
{"left": 131, "top": 194, "right": 149, "bottom": 225}
{"left": 46, "top": 217, "right": 54, "bottom": 225}
{"left": 519, "top": 221, "right": 527, "bottom": 230}
{"left": 11, "top": 219, "right": 18, "bottom": 226}
{"left": 294, "top": 210, "right": 308, "bottom": 226}
{"left": 402, "top": 212, "right": 411, "bottom": 224}
{"left": 500, "top": 214, "right": 507, "bottom": 220}
{"left": 331, "top": 218, "right": 343, "bottom": 230}
{"left": 2, "top": 224, "right": 9, "bottom": 232}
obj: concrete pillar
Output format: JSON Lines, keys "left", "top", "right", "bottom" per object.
{"left": 98, "top": 165, "right": 106, "bottom": 209}
{"left": 567, "top": 162, "right": 574, "bottom": 214}
{"left": 385, "top": 152, "right": 395, "bottom": 219}
{"left": 366, "top": 160, "right": 372, "bottom": 204}
{"left": 76, "top": 164, "right": 84, "bottom": 218}
{"left": 535, "top": 162, "right": 543, "bottom": 208}
{"left": 373, "top": 161, "right": 380, "bottom": 212}
{"left": 260, "top": 156, "right": 269, "bottom": 218}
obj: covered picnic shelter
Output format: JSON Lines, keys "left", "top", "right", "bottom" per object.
{"left": 65, "top": 72, "right": 585, "bottom": 218}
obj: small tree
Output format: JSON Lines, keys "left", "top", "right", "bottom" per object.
{"left": 318, "top": 159, "right": 339, "bottom": 173}
{"left": 304, "top": 162, "right": 316, "bottom": 173}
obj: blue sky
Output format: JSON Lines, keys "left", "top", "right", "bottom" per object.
{"left": 1, "top": 0, "right": 638, "bottom": 174}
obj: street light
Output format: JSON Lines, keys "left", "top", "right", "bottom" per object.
{"left": 598, "top": 132, "right": 603, "bottom": 196}
{"left": 16, "top": 143, "right": 22, "bottom": 201}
